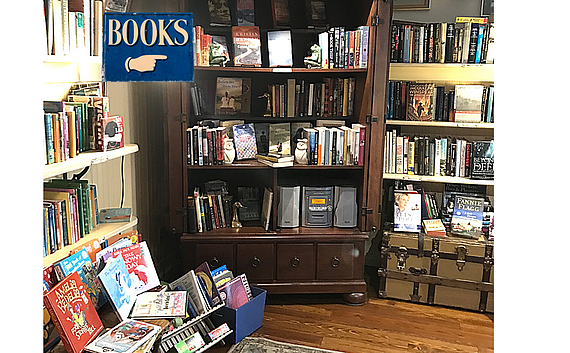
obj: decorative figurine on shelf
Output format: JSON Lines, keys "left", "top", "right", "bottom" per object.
{"left": 304, "top": 44, "right": 322, "bottom": 69}
{"left": 294, "top": 138, "right": 308, "bottom": 165}
{"left": 224, "top": 138, "right": 236, "bottom": 164}
{"left": 232, "top": 201, "right": 245, "bottom": 228}
{"left": 209, "top": 41, "right": 230, "bottom": 67}
{"left": 258, "top": 92, "right": 272, "bottom": 117}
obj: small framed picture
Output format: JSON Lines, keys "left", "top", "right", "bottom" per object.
{"left": 393, "top": 0, "right": 430, "bottom": 10}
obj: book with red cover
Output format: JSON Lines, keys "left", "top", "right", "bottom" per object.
{"left": 109, "top": 241, "right": 161, "bottom": 295}
{"left": 43, "top": 271, "right": 104, "bottom": 353}
{"left": 101, "top": 115, "right": 124, "bottom": 152}
{"left": 232, "top": 26, "right": 261, "bottom": 67}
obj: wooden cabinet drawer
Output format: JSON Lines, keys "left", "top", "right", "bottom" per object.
{"left": 317, "top": 244, "right": 355, "bottom": 280}
{"left": 277, "top": 244, "right": 315, "bottom": 280}
{"left": 195, "top": 243, "right": 234, "bottom": 270}
{"left": 237, "top": 244, "right": 275, "bottom": 281}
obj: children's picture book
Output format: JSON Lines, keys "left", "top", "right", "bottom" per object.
{"left": 218, "top": 276, "right": 250, "bottom": 309}
{"left": 84, "top": 320, "right": 161, "bottom": 353}
{"left": 232, "top": 26, "right": 261, "bottom": 67}
{"left": 208, "top": 0, "right": 232, "bottom": 26}
{"left": 174, "top": 331, "right": 206, "bottom": 353}
{"left": 99, "top": 207, "right": 132, "bottom": 223}
{"left": 130, "top": 291, "right": 187, "bottom": 319}
{"left": 101, "top": 115, "right": 124, "bottom": 151}
{"left": 215, "top": 77, "right": 252, "bottom": 114}
{"left": 169, "top": 269, "right": 210, "bottom": 315}
{"left": 97, "top": 253, "right": 137, "bottom": 322}
{"left": 269, "top": 122, "right": 291, "bottom": 155}
{"left": 393, "top": 190, "right": 421, "bottom": 232}
{"left": 53, "top": 248, "right": 107, "bottom": 309}
{"left": 267, "top": 30, "right": 293, "bottom": 67}
{"left": 237, "top": 0, "right": 255, "bottom": 26}
{"left": 470, "top": 141, "right": 494, "bottom": 180}
{"left": 454, "top": 85, "right": 484, "bottom": 123}
{"left": 450, "top": 195, "right": 484, "bottom": 239}
{"left": 406, "top": 83, "right": 435, "bottom": 121}
{"left": 270, "top": 0, "right": 291, "bottom": 27}
{"left": 195, "top": 261, "right": 223, "bottom": 306}
{"left": 109, "top": 241, "right": 161, "bottom": 295}
{"left": 95, "top": 237, "right": 133, "bottom": 268}
{"left": 43, "top": 271, "right": 104, "bottom": 353}
{"left": 232, "top": 123, "right": 258, "bottom": 160}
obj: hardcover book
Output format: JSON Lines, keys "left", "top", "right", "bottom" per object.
{"left": 267, "top": 30, "right": 293, "bottom": 67}
{"left": 232, "top": 26, "right": 261, "bottom": 67}
{"left": 43, "top": 271, "right": 104, "bottom": 353}
{"left": 450, "top": 195, "right": 484, "bottom": 239}
{"left": 269, "top": 122, "right": 291, "bottom": 155}
{"left": 237, "top": 0, "right": 255, "bottom": 26}
{"left": 101, "top": 115, "right": 124, "bottom": 151}
{"left": 422, "top": 218, "right": 447, "bottom": 236}
{"left": 109, "top": 241, "right": 161, "bottom": 295}
{"left": 99, "top": 207, "right": 132, "bottom": 223}
{"left": 393, "top": 190, "right": 421, "bottom": 232}
{"left": 84, "top": 320, "right": 161, "bottom": 353}
{"left": 169, "top": 269, "right": 210, "bottom": 315}
{"left": 232, "top": 123, "right": 258, "bottom": 160}
{"left": 454, "top": 85, "right": 484, "bottom": 122}
{"left": 130, "top": 291, "right": 187, "bottom": 319}
{"left": 194, "top": 261, "right": 223, "bottom": 306}
{"left": 306, "top": 0, "right": 327, "bottom": 28}
{"left": 97, "top": 253, "right": 137, "bottom": 321}
{"left": 218, "top": 276, "right": 250, "bottom": 309}
{"left": 270, "top": 0, "right": 291, "bottom": 27}
{"left": 254, "top": 123, "right": 270, "bottom": 155}
{"left": 53, "top": 248, "right": 107, "bottom": 309}
{"left": 215, "top": 77, "right": 252, "bottom": 114}
{"left": 406, "top": 83, "right": 435, "bottom": 121}
{"left": 470, "top": 141, "right": 494, "bottom": 180}
{"left": 260, "top": 187, "right": 274, "bottom": 231}
{"left": 208, "top": 0, "right": 232, "bottom": 26}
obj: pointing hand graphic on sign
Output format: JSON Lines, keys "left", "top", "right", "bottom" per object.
{"left": 125, "top": 55, "right": 168, "bottom": 73}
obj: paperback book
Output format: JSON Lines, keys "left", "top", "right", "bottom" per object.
{"left": 208, "top": 0, "right": 232, "bottom": 26}
{"left": 260, "top": 187, "right": 274, "bottom": 231}
{"left": 470, "top": 141, "right": 494, "bottom": 180}
{"left": 454, "top": 85, "right": 484, "bottom": 122}
{"left": 130, "top": 291, "right": 187, "bottom": 319}
{"left": 267, "top": 30, "right": 293, "bottom": 67}
{"left": 232, "top": 123, "right": 258, "bottom": 160}
{"left": 406, "top": 83, "right": 435, "bottom": 121}
{"left": 237, "top": 0, "right": 255, "bottom": 26}
{"left": 218, "top": 276, "right": 250, "bottom": 309}
{"left": 101, "top": 115, "right": 124, "bottom": 151}
{"left": 43, "top": 271, "right": 104, "bottom": 353}
{"left": 215, "top": 77, "right": 252, "bottom": 114}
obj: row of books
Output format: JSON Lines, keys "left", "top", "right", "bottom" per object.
{"left": 192, "top": 24, "right": 369, "bottom": 69}
{"left": 189, "top": 186, "right": 233, "bottom": 233}
{"left": 390, "top": 17, "right": 494, "bottom": 64}
{"left": 384, "top": 131, "right": 494, "bottom": 180}
{"left": 386, "top": 82, "right": 494, "bottom": 123}
{"left": 43, "top": 0, "right": 108, "bottom": 56}
{"left": 43, "top": 179, "right": 100, "bottom": 256}
{"left": 265, "top": 77, "right": 357, "bottom": 118}
{"left": 300, "top": 124, "right": 366, "bottom": 166}
{"left": 43, "top": 89, "right": 125, "bottom": 165}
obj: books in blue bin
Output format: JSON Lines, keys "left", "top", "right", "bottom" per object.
{"left": 53, "top": 248, "right": 107, "bottom": 309}
{"left": 97, "top": 253, "right": 137, "bottom": 321}
{"left": 218, "top": 276, "right": 249, "bottom": 310}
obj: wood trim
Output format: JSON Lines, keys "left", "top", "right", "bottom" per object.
{"left": 383, "top": 269, "right": 494, "bottom": 292}
{"left": 254, "top": 281, "right": 367, "bottom": 294}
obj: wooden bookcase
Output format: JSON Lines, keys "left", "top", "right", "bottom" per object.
{"left": 164, "top": 0, "right": 393, "bottom": 304}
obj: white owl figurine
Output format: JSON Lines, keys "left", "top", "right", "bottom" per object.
{"left": 224, "top": 138, "right": 236, "bottom": 164}
{"left": 294, "top": 138, "right": 308, "bottom": 165}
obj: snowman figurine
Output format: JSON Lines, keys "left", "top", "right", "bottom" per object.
{"left": 224, "top": 138, "right": 236, "bottom": 164}
{"left": 294, "top": 138, "right": 308, "bottom": 165}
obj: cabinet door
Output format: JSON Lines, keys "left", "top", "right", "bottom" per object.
{"left": 276, "top": 244, "right": 314, "bottom": 280}
{"left": 236, "top": 244, "right": 275, "bottom": 281}
{"left": 317, "top": 244, "right": 355, "bottom": 280}
{"left": 195, "top": 243, "right": 234, "bottom": 270}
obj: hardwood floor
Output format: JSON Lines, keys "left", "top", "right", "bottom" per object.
{"left": 210, "top": 294, "right": 494, "bottom": 353}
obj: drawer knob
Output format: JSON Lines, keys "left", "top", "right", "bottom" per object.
{"left": 331, "top": 257, "right": 340, "bottom": 268}
{"left": 252, "top": 256, "right": 261, "bottom": 268}
{"left": 210, "top": 256, "right": 220, "bottom": 267}
{"left": 291, "top": 257, "right": 300, "bottom": 268}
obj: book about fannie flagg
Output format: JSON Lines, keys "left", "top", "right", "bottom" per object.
{"left": 43, "top": 271, "right": 104, "bottom": 353}
{"left": 406, "top": 83, "right": 435, "bottom": 121}
{"left": 232, "top": 26, "right": 262, "bottom": 67}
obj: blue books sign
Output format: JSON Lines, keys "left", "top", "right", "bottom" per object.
{"left": 103, "top": 13, "right": 194, "bottom": 82}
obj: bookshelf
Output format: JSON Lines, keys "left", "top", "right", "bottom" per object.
{"left": 162, "top": 0, "right": 393, "bottom": 305}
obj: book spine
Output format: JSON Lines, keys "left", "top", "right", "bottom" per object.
{"left": 468, "top": 23, "right": 479, "bottom": 63}
{"left": 475, "top": 24, "right": 485, "bottom": 64}
{"left": 328, "top": 27, "right": 335, "bottom": 68}
{"left": 187, "top": 195, "right": 198, "bottom": 233}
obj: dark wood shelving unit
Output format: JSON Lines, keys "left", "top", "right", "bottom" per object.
{"left": 165, "top": 0, "right": 393, "bottom": 304}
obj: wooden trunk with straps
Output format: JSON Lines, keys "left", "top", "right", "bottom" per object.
{"left": 377, "top": 231, "right": 494, "bottom": 312}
